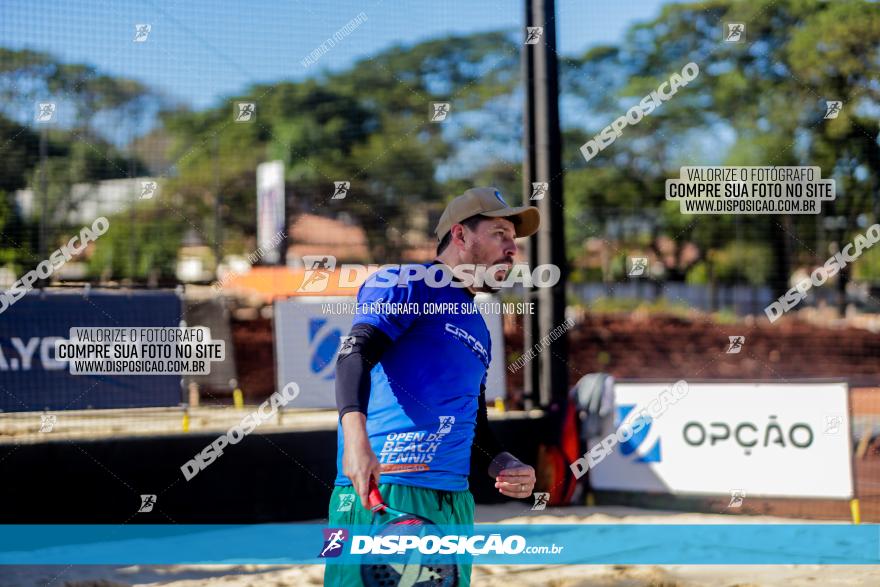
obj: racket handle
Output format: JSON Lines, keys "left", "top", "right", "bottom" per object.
{"left": 367, "top": 476, "right": 386, "bottom": 513}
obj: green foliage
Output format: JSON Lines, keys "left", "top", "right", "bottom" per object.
{"left": 0, "top": 114, "right": 40, "bottom": 192}
{"left": 685, "top": 261, "right": 709, "bottom": 285}
{"left": 853, "top": 246, "right": 880, "bottom": 283}
{"left": 3, "top": 1, "right": 880, "bottom": 292}
{"left": 0, "top": 189, "right": 33, "bottom": 267}
{"left": 576, "top": 296, "right": 693, "bottom": 316}
{"left": 0, "top": 49, "right": 158, "bottom": 276}
{"left": 707, "top": 242, "right": 773, "bottom": 285}
{"left": 563, "top": 0, "right": 880, "bottom": 294}
{"left": 158, "top": 32, "right": 520, "bottom": 262}
{"left": 86, "top": 204, "right": 182, "bottom": 281}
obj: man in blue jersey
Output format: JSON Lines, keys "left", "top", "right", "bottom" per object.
{"left": 325, "top": 187, "right": 540, "bottom": 586}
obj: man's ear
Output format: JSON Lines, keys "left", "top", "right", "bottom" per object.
{"left": 450, "top": 223, "right": 466, "bottom": 247}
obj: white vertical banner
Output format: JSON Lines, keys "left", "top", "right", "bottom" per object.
{"left": 256, "top": 160, "right": 285, "bottom": 265}
{"left": 475, "top": 293, "right": 505, "bottom": 402}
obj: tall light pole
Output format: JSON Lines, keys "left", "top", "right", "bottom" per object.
{"left": 523, "top": 0, "right": 568, "bottom": 411}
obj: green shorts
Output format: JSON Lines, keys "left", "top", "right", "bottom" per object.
{"left": 324, "top": 482, "right": 475, "bottom": 587}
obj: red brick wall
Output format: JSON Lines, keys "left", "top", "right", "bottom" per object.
{"left": 231, "top": 318, "right": 276, "bottom": 400}
{"left": 236, "top": 313, "right": 880, "bottom": 399}
{"left": 506, "top": 313, "right": 880, "bottom": 392}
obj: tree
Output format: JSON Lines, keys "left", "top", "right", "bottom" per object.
{"left": 161, "top": 32, "right": 522, "bottom": 261}
{"left": 561, "top": 0, "right": 880, "bottom": 305}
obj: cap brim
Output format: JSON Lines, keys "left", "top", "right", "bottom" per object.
{"left": 482, "top": 206, "right": 540, "bottom": 238}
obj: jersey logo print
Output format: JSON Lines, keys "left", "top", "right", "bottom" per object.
{"left": 443, "top": 323, "right": 490, "bottom": 368}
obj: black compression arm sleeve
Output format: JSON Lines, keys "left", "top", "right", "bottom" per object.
{"left": 335, "top": 323, "right": 392, "bottom": 419}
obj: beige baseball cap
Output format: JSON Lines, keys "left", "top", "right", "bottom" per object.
{"left": 435, "top": 187, "right": 540, "bottom": 241}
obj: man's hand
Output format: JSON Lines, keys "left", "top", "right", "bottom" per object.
{"left": 341, "top": 412, "right": 381, "bottom": 509}
{"left": 489, "top": 451, "right": 536, "bottom": 499}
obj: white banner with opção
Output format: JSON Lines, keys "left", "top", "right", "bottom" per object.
{"left": 589, "top": 381, "right": 853, "bottom": 499}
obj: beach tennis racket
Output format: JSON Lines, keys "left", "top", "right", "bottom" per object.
{"left": 359, "top": 477, "right": 459, "bottom": 587}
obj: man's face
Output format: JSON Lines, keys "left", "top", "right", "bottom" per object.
{"left": 457, "top": 217, "right": 518, "bottom": 292}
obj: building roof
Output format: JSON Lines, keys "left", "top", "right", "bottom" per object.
{"left": 222, "top": 267, "right": 360, "bottom": 301}
{"left": 288, "top": 213, "right": 369, "bottom": 261}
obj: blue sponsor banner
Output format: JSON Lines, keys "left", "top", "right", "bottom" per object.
{"left": 0, "top": 524, "right": 877, "bottom": 565}
{"left": 0, "top": 290, "right": 182, "bottom": 412}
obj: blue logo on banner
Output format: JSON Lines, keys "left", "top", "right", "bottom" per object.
{"left": 309, "top": 318, "right": 342, "bottom": 380}
{"left": 617, "top": 404, "right": 661, "bottom": 463}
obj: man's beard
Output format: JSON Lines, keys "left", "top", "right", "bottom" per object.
{"left": 476, "top": 263, "right": 511, "bottom": 293}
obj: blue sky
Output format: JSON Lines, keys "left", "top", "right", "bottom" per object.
{"left": 1, "top": 0, "right": 677, "bottom": 110}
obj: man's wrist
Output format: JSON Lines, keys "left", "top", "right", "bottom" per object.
{"left": 487, "top": 451, "right": 524, "bottom": 478}
{"left": 341, "top": 412, "right": 369, "bottom": 443}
